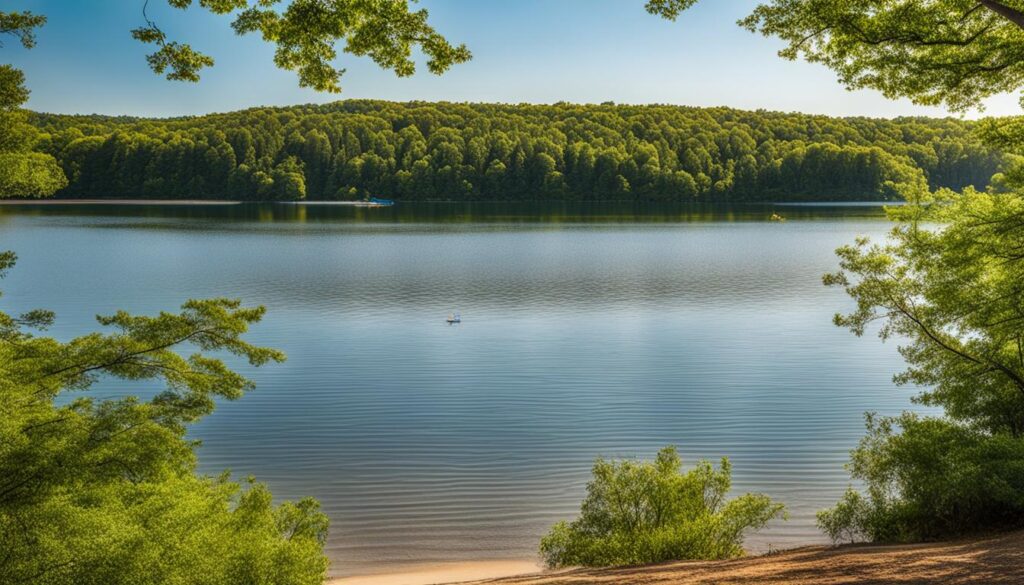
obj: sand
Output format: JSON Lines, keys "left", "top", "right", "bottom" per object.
{"left": 329, "top": 531, "right": 1024, "bottom": 585}
{"left": 330, "top": 561, "right": 542, "bottom": 585}
{"left": 462, "top": 531, "right": 1024, "bottom": 585}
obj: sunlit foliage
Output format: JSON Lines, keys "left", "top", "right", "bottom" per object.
{"left": 131, "top": 0, "right": 471, "bottom": 92}
{"left": 819, "top": 186, "right": 1024, "bottom": 543}
{"left": 540, "top": 446, "right": 784, "bottom": 568}
{"left": 0, "top": 252, "right": 329, "bottom": 584}
{"left": 663, "top": 1, "right": 1024, "bottom": 113}
{"left": 0, "top": 152, "right": 67, "bottom": 196}
{"left": 0, "top": 13, "right": 67, "bottom": 197}
{"left": 818, "top": 413, "right": 1024, "bottom": 543}
{"left": 27, "top": 101, "right": 1001, "bottom": 201}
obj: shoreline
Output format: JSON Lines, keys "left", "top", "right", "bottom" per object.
{"left": 0, "top": 199, "right": 895, "bottom": 206}
{"left": 454, "top": 531, "right": 1024, "bottom": 585}
{"left": 0, "top": 199, "right": 243, "bottom": 205}
{"left": 0, "top": 199, "right": 398, "bottom": 207}
{"left": 328, "top": 531, "right": 1024, "bottom": 585}
{"left": 329, "top": 560, "right": 542, "bottom": 585}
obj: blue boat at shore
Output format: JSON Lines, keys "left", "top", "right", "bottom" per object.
{"left": 369, "top": 197, "right": 395, "bottom": 206}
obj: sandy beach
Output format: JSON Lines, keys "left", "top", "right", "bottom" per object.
{"left": 330, "top": 561, "right": 541, "bottom": 585}
{"left": 461, "top": 531, "right": 1024, "bottom": 585}
{"left": 326, "top": 531, "right": 1024, "bottom": 585}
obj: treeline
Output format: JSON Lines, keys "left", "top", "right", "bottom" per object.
{"left": 28, "top": 101, "right": 1003, "bottom": 201}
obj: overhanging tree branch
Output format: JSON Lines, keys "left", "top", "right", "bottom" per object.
{"left": 978, "top": 0, "right": 1024, "bottom": 30}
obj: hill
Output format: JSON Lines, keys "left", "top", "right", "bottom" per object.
{"left": 28, "top": 101, "right": 1002, "bottom": 202}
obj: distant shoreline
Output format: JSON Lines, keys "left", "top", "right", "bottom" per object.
{"left": 0, "top": 199, "right": 243, "bottom": 206}
{"left": 0, "top": 199, "right": 895, "bottom": 206}
{"left": 0, "top": 199, "right": 402, "bottom": 207}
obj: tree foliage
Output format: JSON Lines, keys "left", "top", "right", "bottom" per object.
{"left": 131, "top": 0, "right": 471, "bottom": 92}
{"left": 0, "top": 11, "right": 43, "bottom": 111}
{"left": 644, "top": 0, "right": 698, "bottom": 20}
{"left": 539, "top": 446, "right": 784, "bottom": 568}
{"left": 0, "top": 11, "right": 67, "bottom": 198}
{"left": 665, "top": 1, "right": 1024, "bottom": 113}
{"left": 13, "top": 1, "right": 1024, "bottom": 116}
{"left": 27, "top": 101, "right": 1001, "bottom": 201}
{"left": 819, "top": 186, "right": 1024, "bottom": 543}
{"left": 825, "top": 189, "right": 1024, "bottom": 436}
{"left": 0, "top": 10, "right": 46, "bottom": 50}
{"left": 817, "top": 413, "right": 1024, "bottom": 543}
{"left": 0, "top": 64, "right": 28, "bottom": 111}
{"left": 0, "top": 152, "right": 67, "bottom": 197}
{"left": 0, "top": 252, "right": 329, "bottom": 585}
{"left": 16, "top": 1, "right": 1024, "bottom": 116}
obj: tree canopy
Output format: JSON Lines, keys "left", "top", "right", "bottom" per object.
{"left": 10, "top": 1, "right": 1024, "bottom": 114}
{"left": 827, "top": 189, "right": 1024, "bottom": 435}
{"left": 130, "top": 0, "right": 471, "bottom": 93}
{"left": 27, "top": 100, "right": 1002, "bottom": 201}
{"left": 6, "top": 0, "right": 1024, "bottom": 118}
{"left": 0, "top": 12, "right": 66, "bottom": 197}
{"left": 660, "top": 0, "right": 1024, "bottom": 113}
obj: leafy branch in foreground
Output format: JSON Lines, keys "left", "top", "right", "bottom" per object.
{"left": 0, "top": 10, "right": 46, "bottom": 49}
{"left": 825, "top": 189, "right": 1024, "bottom": 437}
{"left": 644, "top": 0, "right": 698, "bottom": 21}
{"left": 132, "top": 0, "right": 472, "bottom": 92}
{"left": 659, "top": 0, "right": 1024, "bottom": 113}
{"left": 540, "top": 446, "right": 784, "bottom": 568}
{"left": 0, "top": 251, "right": 328, "bottom": 585}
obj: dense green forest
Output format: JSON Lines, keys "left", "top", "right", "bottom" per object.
{"left": 28, "top": 101, "right": 1002, "bottom": 201}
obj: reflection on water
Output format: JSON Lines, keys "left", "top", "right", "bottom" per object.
{"left": 0, "top": 200, "right": 895, "bottom": 224}
{"left": 0, "top": 202, "right": 920, "bottom": 577}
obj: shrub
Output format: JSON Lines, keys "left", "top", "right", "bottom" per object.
{"left": 817, "top": 488, "right": 870, "bottom": 544}
{"left": 817, "top": 413, "right": 1024, "bottom": 544}
{"left": 540, "top": 446, "right": 785, "bottom": 568}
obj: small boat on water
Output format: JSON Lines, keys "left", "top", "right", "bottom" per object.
{"left": 339, "top": 197, "right": 394, "bottom": 208}
{"left": 446, "top": 313, "right": 461, "bottom": 324}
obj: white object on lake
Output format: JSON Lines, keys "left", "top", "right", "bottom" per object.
{"left": 446, "top": 313, "right": 461, "bottom": 324}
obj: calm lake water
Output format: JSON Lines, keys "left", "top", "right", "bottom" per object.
{"left": 0, "top": 202, "right": 924, "bottom": 577}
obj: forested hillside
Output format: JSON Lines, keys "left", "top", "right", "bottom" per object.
{"left": 28, "top": 101, "right": 1003, "bottom": 201}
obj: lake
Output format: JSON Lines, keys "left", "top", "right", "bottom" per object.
{"left": 0, "top": 201, "right": 924, "bottom": 578}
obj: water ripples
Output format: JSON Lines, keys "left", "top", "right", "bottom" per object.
{"left": 0, "top": 205, "right": 927, "bottom": 577}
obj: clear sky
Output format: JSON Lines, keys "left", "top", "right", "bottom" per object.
{"left": 6, "top": 0, "right": 1022, "bottom": 118}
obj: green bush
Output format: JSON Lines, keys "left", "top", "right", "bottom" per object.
{"left": 817, "top": 413, "right": 1024, "bottom": 544}
{"left": 540, "top": 446, "right": 785, "bottom": 568}
{"left": 816, "top": 487, "right": 870, "bottom": 545}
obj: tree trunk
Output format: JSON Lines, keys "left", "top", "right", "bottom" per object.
{"left": 979, "top": 0, "right": 1024, "bottom": 30}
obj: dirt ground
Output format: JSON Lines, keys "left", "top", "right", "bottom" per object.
{"left": 463, "top": 531, "right": 1024, "bottom": 585}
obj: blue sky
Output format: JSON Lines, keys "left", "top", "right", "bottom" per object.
{"left": 6, "top": 0, "right": 1021, "bottom": 118}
